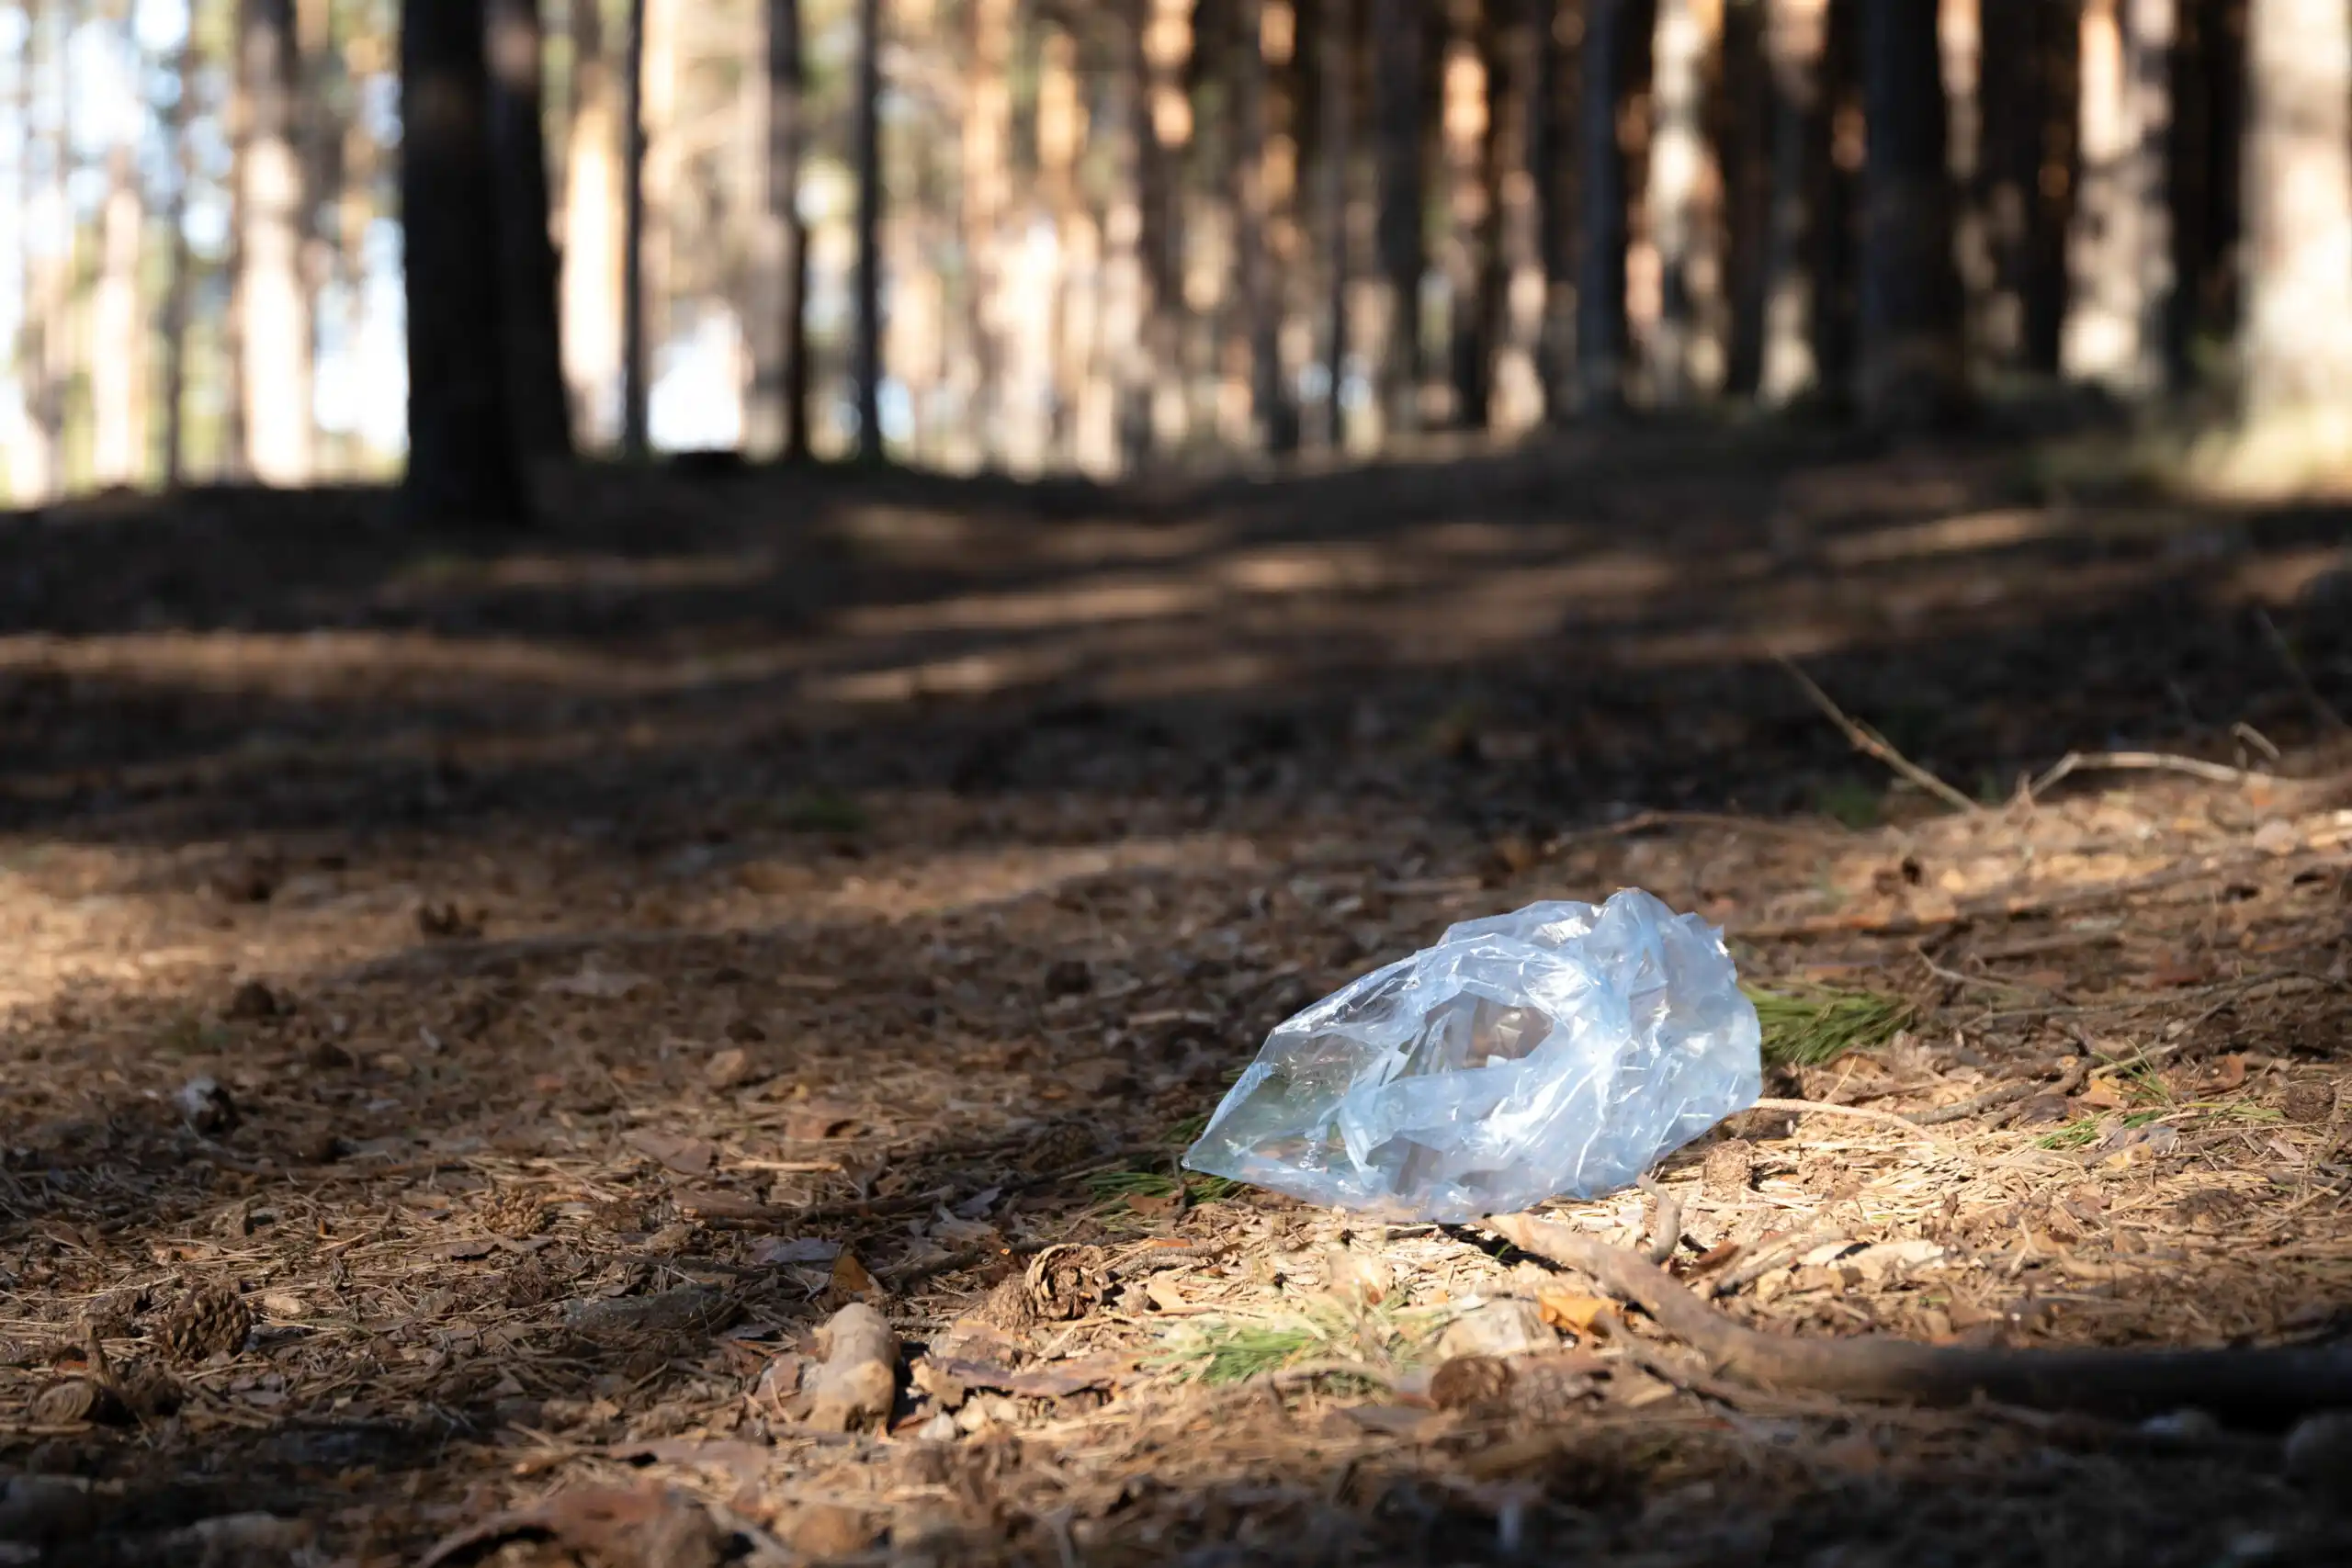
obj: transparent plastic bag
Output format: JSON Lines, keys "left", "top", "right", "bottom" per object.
{"left": 1182, "top": 889, "right": 1761, "bottom": 1221}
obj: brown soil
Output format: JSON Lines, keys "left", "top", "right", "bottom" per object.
{"left": 0, "top": 429, "right": 2347, "bottom": 1565}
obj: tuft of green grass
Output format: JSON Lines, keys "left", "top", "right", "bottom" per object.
{"left": 1081, "top": 1167, "right": 1243, "bottom": 1206}
{"left": 1813, "top": 778, "right": 1883, "bottom": 830}
{"left": 779, "top": 788, "right": 869, "bottom": 835}
{"left": 1175, "top": 1320, "right": 1327, "bottom": 1383}
{"left": 1745, "top": 982, "right": 1917, "bottom": 1067}
{"left": 1159, "top": 1298, "right": 1451, "bottom": 1387}
{"left": 2036, "top": 1108, "right": 2167, "bottom": 1150}
{"left": 1164, "top": 1111, "right": 1211, "bottom": 1145}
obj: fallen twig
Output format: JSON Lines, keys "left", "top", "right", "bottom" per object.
{"left": 1773, "top": 652, "right": 1979, "bottom": 814}
{"left": 2028, "top": 750, "right": 2269, "bottom": 799}
{"left": 1748, "top": 1098, "right": 1935, "bottom": 1140}
{"left": 1484, "top": 1212, "right": 2352, "bottom": 1425}
{"left": 1913, "top": 1056, "right": 2087, "bottom": 1127}
{"left": 1634, "top": 1173, "right": 1681, "bottom": 1266}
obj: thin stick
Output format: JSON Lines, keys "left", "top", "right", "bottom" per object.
{"left": 1913, "top": 1056, "right": 2087, "bottom": 1126}
{"left": 1772, "top": 653, "right": 1979, "bottom": 813}
{"left": 2029, "top": 750, "right": 2269, "bottom": 799}
{"left": 1483, "top": 1212, "right": 2352, "bottom": 1425}
{"left": 1748, "top": 1098, "right": 1935, "bottom": 1139}
{"left": 1634, "top": 1173, "right": 1681, "bottom": 1266}
{"left": 2254, "top": 608, "right": 2348, "bottom": 734}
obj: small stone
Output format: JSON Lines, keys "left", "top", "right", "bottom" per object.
{"left": 2283, "top": 1410, "right": 2352, "bottom": 1487}
{"left": 1702, "top": 1137, "right": 1755, "bottom": 1201}
{"left": 224, "top": 980, "right": 279, "bottom": 1021}
{"left": 160, "top": 1283, "right": 253, "bottom": 1365}
{"left": 705, "top": 1047, "right": 759, "bottom": 1089}
{"left": 1428, "top": 1354, "right": 1514, "bottom": 1411}
{"left": 174, "top": 1077, "right": 237, "bottom": 1136}
{"left": 1435, "top": 1297, "right": 1554, "bottom": 1361}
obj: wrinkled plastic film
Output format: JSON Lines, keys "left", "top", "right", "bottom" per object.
{"left": 1182, "top": 889, "right": 1762, "bottom": 1221}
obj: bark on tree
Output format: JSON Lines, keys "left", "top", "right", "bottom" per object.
{"left": 1719, "top": 0, "right": 1770, "bottom": 398}
{"left": 401, "top": 0, "right": 525, "bottom": 522}
{"left": 1315, "top": 0, "right": 1352, "bottom": 448}
{"left": 1976, "top": 0, "right": 2077, "bottom": 379}
{"left": 746, "top": 0, "right": 808, "bottom": 458}
{"left": 2167, "top": 0, "right": 2244, "bottom": 378}
{"left": 560, "top": 0, "right": 624, "bottom": 446}
{"left": 1576, "top": 0, "right": 1657, "bottom": 414}
{"left": 238, "top": 0, "right": 314, "bottom": 484}
{"left": 1645, "top": 0, "right": 1709, "bottom": 406}
{"left": 853, "top": 0, "right": 884, "bottom": 459}
{"left": 2239, "top": 0, "right": 2352, "bottom": 432}
{"left": 91, "top": 145, "right": 145, "bottom": 488}
{"left": 162, "top": 40, "right": 197, "bottom": 489}
{"left": 486, "top": 0, "right": 571, "bottom": 464}
{"left": 1856, "top": 0, "right": 1962, "bottom": 423}
{"left": 2064, "top": 0, "right": 2175, "bottom": 396}
{"left": 620, "top": 0, "right": 649, "bottom": 457}
{"left": 1369, "top": 0, "right": 1423, "bottom": 435}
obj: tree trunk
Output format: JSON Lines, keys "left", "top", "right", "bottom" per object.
{"left": 487, "top": 0, "right": 571, "bottom": 466}
{"left": 238, "top": 0, "right": 313, "bottom": 484}
{"left": 10, "top": 3, "right": 61, "bottom": 500}
{"left": 2167, "top": 0, "right": 2243, "bottom": 380}
{"left": 1236, "top": 0, "right": 1286, "bottom": 451}
{"left": 162, "top": 40, "right": 197, "bottom": 489}
{"left": 2063, "top": 0, "right": 2175, "bottom": 396}
{"left": 1369, "top": 0, "right": 1423, "bottom": 436}
{"left": 620, "top": 0, "right": 650, "bottom": 456}
{"left": 1315, "top": 0, "right": 1352, "bottom": 448}
{"left": 1576, "top": 0, "right": 1656, "bottom": 414}
{"left": 1528, "top": 0, "right": 1569, "bottom": 423}
{"left": 1719, "top": 0, "right": 1770, "bottom": 398}
{"left": 1976, "top": 0, "right": 2076, "bottom": 379}
{"left": 401, "top": 0, "right": 524, "bottom": 522}
{"left": 1856, "top": 0, "right": 1962, "bottom": 423}
{"left": 92, "top": 145, "right": 145, "bottom": 488}
{"left": 2239, "top": 0, "right": 2352, "bottom": 428}
{"left": 1645, "top": 0, "right": 1709, "bottom": 406}
{"left": 746, "top": 0, "right": 807, "bottom": 458}
{"left": 853, "top": 0, "right": 884, "bottom": 459}
{"left": 560, "top": 0, "right": 623, "bottom": 446}
{"left": 1132, "top": 0, "right": 1191, "bottom": 457}
{"left": 1758, "top": 0, "right": 1826, "bottom": 403}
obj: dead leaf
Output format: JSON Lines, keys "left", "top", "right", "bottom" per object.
{"left": 785, "top": 1503, "right": 879, "bottom": 1559}
{"left": 623, "top": 1130, "right": 718, "bottom": 1175}
{"left": 605, "top": 1438, "right": 770, "bottom": 1485}
{"left": 418, "top": 1484, "right": 723, "bottom": 1568}
{"left": 2208, "top": 1053, "right": 2249, "bottom": 1092}
{"left": 435, "top": 1238, "right": 500, "bottom": 1261}
{"left": 703, "top": 1047, "right": 759, "bottom": 1089}
{"left": 783, "top": 1103, "right": 862, "bottom": 1140}
{"left": 1320, "top": 1404, "right": 1442, "bottom": 1438}
{"left": 1125, "top": 1190, "right": 1179, "bottom": 1218}
{"left": 1535, "top": 1290, "right": 1614, "bottom": 1337}
{"left": 831, "top": 1250, "right": 879, "bottom": 1297}
{"left": 2077, "top": 1078, "right": 2130, "bottom": 1111}
{"left": 928, "top": 1351, "right": 1136, "bottom": 1399}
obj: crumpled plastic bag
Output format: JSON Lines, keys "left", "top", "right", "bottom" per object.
{"left": 1182, "top": 888, "right": 1761, "bottom": 1221}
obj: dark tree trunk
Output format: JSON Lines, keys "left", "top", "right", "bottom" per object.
{"left": 2169, "top": 0, "right": 2244, "bottom": 381}
{"left": 1370, "top": 0, "right": 1423, "bottom": 434}
{"left": 401, "top": 0, "right": 525, "bottom": 521}
{"left": 1856, "top": 0, "right": 1965, "bottom": 422}
{"left": 162, "top": 41, "right": 197, "bottom": 488}
{"left": 1528, "top": 0, "right": 1568, "bottom": 422}
{"left": 1719, "top": 0, "right": 1770, "bottom": 398}
{"left": 486, "top": 0, "right": 571, "bottom": 463}
{"left": 1316, "top": 0, "right": 1354, "bottom": 447}
{"left": 1804, "top": 0, "right": 1860, "bottom": 402}
{"left": 749, "top": 0, "right": 808, "bottom": 458}
{"left": 2022, "top": 0, "right": 2080, "bottom": 376}
{"left": 1449, "top": 0, "right": 1502, "bottom": 430}
{"left": 1575, "top": 0, "right": 1656, "bottom": 414}
{"left": 620, "top": 0, "right": 649, "bottom": 457}
{"left": 852, "top": 0, "right": 883, "bottom": 459}
{"left": 1979, "top": 0, "right": 2055, "bottom": 378}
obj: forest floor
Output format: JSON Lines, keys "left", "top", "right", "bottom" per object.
{"left": 0, "top": 426, "right": 2348, "bottom": 1566}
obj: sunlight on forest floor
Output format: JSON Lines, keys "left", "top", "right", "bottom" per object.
{"left": 0, "top": 434, "right": 2346, "bottom": 1564}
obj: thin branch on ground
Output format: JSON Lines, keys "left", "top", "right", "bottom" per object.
{"left": 1913, "top": 1056, "right": 2087, "bottom": 1126}
{"left": 2029, "top": 750, "right": 2269, "bottom": 799}
{"left": 1482, "top": 1212, "right": 2352, "bottom": 1424}
{"left": 1747, "top": 1098, "right": 1937, "bottom": 1139}
{"left": 1772, "top": 652, "right": 1981, "bottom": 814}
{"left": 1634, "top": 1172, "right": 1681, "bottom": 1266}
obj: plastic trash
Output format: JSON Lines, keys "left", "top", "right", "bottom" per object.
{"left": 1182, "top": 888, "right": 1762, "bottom": 1221}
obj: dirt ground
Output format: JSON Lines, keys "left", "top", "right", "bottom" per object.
{"left": 0, "top": 427, "right": 2348, "bottom": 1566}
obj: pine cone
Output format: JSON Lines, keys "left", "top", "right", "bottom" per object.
{"left": 1022, "top": 1244, "right": 1107, "bottom": 1322}
{"left": 160, "top": 1283, "right": 253, "bottom": 1365}
{"left": 1018, "top": 1121, "right": 1102, "bottom": 1175}
{"left": 478, "top": 1187, "right": 552, "bottom": 1237}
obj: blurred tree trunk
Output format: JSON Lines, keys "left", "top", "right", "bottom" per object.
{"left": 487, "top": 0, "right": 572, "bottom": 466}
{"left": 1977, "top": 0, "right": 2076, "bottom": 380}
{"left": 1758, "top": 0, "right": 1826, "bottom": 403}
{"left": 162, "top": 40, "right": 198, "bottom": 489}
{"left": 560, "top": 0, "right": 623, "bottom": 446}
{"left": 1529, "top": 0, "right": 1570, "bottom": 423}
{"left": 853, "top": 0, "right": 883, "bottom": 459}
{"left": 2167, "top": 0, "right": 2243, "bottom": 381}
{"left": 1644, "top": 0, "right": 1708, "bottom": 405}
{"left": 1442, "top": 0, "right": 1504, "bottom": 430}
{"left": 620, "top": 0, "right": 650, "bottom": 456}
{"left": 1856, "top": 0, "right": 1962, "bottom": 423}
{"left": 2239, "top": 0, "right": 2352, "bottom": 436}
{"left": 745, "top": 0, "right": 806, "bottom": 458}
{"left": 1039, "top": 23, "right": 1086, "bottom": 461}
{"left": 2064, "top": 0, "right": 2175, "bottom": 396}
{"left": 1575, "top": 0, "right": 1656, "bottom": 414}
{"left": 1135, "top": 0, "right": 1192, "bottom": 457}
{"left": 1806, "top": 0, "right": 1859, "bottom": 400}
{"left": 1719, "top": 0, "right": 1769, "bottom": 398}
{"left": 1314, "top": 0, "right": 1353, "bottom": 448}
{"left": 91, "top": 145, "right": 145, "bottom": 488}
{"left": 15, "top": 0, "right": 64, "bottom": 498}
{"left": 1236, "top": 0, "right": 1295, "bottom": 451}
{"left": 964, "top": 0, "right": 1018, "bottom": 465}
{"left": 1369, "top": 0, "right": 1423, "bottom": 436}
{"left": 238, "top": 0, "right": 314, "bottom": 484}
{"left": 401, "top": 0, "right": 524, "bottom": 521}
